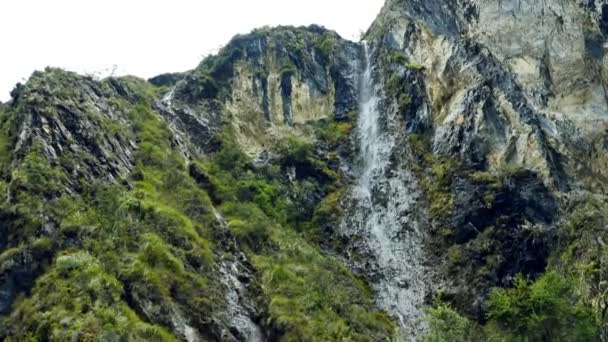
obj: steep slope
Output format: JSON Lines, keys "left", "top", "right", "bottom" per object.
{"left": 0, "top": 26, "right": 395, "bottom": 341}
{"left": 343, "top": 0, "right": 608, "bottom": 339}
{"left": 367, "top": 0, "right": 608, "bottom": 188}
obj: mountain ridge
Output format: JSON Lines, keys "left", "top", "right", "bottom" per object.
{"left": 1, "top": 1, "right": 608, "bottom": 341}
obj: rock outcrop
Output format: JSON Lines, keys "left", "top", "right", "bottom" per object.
{"left": 157, "top": 25, "right": 362, "bottom": 156}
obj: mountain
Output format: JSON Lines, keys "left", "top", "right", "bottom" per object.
{"left": 1, "top": 1, "right": 607, "bottom": 341}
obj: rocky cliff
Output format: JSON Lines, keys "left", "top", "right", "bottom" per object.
{"left": 1, "top": 1, "right": 608, "bottom": 341}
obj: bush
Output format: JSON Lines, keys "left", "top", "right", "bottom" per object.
{"left": 212, "top": 130, "right": 250, "bottom": 176}
{"left": 314, "top": 118, "right": 353, "bottom": 148}
{"left": 2, "top": 252, "right": 179, "bottom": 341}
{"left": 11, "top": 147, "right": 66, "bottom": 194}
{"left": 487, "top": 271, "right": 598, "bottom": 341}
{"left": 424, "top": 301, "right": 473, "bottom": 342}
{"left": 314, "top": 35, "right": 336, "bottom": 61}
{"left": 222, "top": 202, "right": 272, "bottom": 251}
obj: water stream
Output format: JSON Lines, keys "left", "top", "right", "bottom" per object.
{"left": 341, "top": 42, "right": 429, "bottom": 339}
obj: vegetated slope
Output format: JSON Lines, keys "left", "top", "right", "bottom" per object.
{"left": 0, "top": 26, "right": 394, "bottom": 341}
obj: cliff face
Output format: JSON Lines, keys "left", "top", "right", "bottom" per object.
{"left": 355, "top": 0, "right": 608, "bottom": 338}
{"left": 157, "top": 26, "right": 361, "bottom": 157}
{"left": 1, "top": 1, "right": 608, "bottom": 341}
{"left": 368, "top": 0, "right": 608, "bottom": 189}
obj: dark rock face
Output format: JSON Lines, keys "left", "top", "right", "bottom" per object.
{"left": 0, "top": 251, "right": 35, "bottom": 314}
{"left": 148, "top": 72, "right": 185, "bottom": 87}
{"left": 279, "top": 72, "right": 293, "bottom": 126}
{"left": 0, "top": 245, "right": 52, "bottom": 316}
{"left": 8, "top": 69, "right": 137, "bottom": 187}
{"left": 444, "top": 171, "right": 558, "bottom": 318}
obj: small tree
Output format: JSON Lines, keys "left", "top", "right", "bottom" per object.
{"left": 424, "top": 301, "right": 472, "bottom": 342}
{"left": 487, "top": 271, "right": 599, "bottom": 341}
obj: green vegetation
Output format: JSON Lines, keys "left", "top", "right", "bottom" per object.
{"left": 255, "top": 230, "right": 394, "bottom": 341}
{"left": 398, "top": 94, "right": 412, "bottom": 112}
{"left": 314, "top": 34, "right": 337, "bottom": 61}
{"left": 387, "top": 73, "right": 403, "bottom": 97}
{"left": 425, "top": 272, "right": 599, "bottom": 341}
{"left": 7, "top": 252, "right": 179, "bottom": 341}
{"left": 425, "top": 191, "right": 608, "bottom": 341}
{"left": 557, "top": 196, "right": 608, "bottom": 339}
{"left": 0, "top": 78, "right": 223, "bottom": 341}
{"left": 408, "top": 134, "right": 457, "bottom": 221}
{"left": 201, "top": 128, "right": 396, "bottom": 340}
{"left": 312, "top": 117, "right": 354, "bottom": 149}
{"left": 487, "top": 272, "right": 597, "bottom": 341}
{"left": 0, "top": 106, "right": 10, "bottom": 169}
{"left": 386, "top": 72, "right": 415, "bottom": 117}
{"left": 424, "top": 300, "right": 473, "bottom": 342}
{"left": 182, "top": 70, "right": 220, "bottom": 100}
{"left": 280, "top": 63, "right": 298, "bottom": 78}
{"left": 388, "top": 50, "right": 424, "bottom": 71}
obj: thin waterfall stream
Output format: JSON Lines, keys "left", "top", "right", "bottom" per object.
{"left": 341, "top": 42, "right": 429, "bottom": 339}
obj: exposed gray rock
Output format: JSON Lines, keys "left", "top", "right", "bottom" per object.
{"left": 156, "top": 26, "right": 362, "bottom": 156}
{"left": 8, "top": 69, "right": 137, "bottom": 188}
{"left": 368, "top": 0, "right": 608, "bottom": 190}
{"left": 148, "top": 72, "right": 186, "bottom": 87}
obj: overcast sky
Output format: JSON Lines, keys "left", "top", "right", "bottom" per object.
{"left": 0, "top": 0, "right": 385, "bottom": 102}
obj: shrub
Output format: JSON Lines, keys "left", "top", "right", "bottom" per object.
{"left": 314, "top": 118, "right": 353, "bottom": 148}
{"left": 424, "top": 301, "right": 473, "bottom": 342}
{"left": 254, "top": 230, "right": 396, "bottom": 341}
{"left": 314, "top": 35, "right": 336, "bottom": 61}
{"left": 222, "top": 202, "right": 271, "bottom": 251}
{"left": 487, "top": 271, "right": 598, "bottom": 341}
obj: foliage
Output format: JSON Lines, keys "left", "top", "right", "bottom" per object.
{"left": 557, "top": 196, "right": 608, "bottom": 339}
{"left": 4, "top": 252, "right": 178, "bottom": 341}
{"left": 425, "top": 271, "right": 601, "bottom": 341}
{"left": 398, "top": 94, "right": 412, "bottom": 113}
{"left": 486, "top": 271, "right": 598, "bottom": 341}
{"left": 254, "top": 230, "right": 395, "bottom": 341}
{"left": 388, "top": 50, "right": 424, "bottom": 71}
{"left": 314, "top": 35, "right": 337, "bottom": 61}
{"left": 408, "top": 134, "right": 456, "bottom": 220}
{"left": 280, "top": 63, "right": 298, "bottom": 78}
{"left": 0, "top": 107, "right": 10, "bottom": 169}
{"left": 180, "top": 70, "right": 220, "bottom": 101}
{"left": 0, "top": 78, "right": 221, "bottom": 341}
{"left": 11, "top": 146, "right": 66, "bottom": 195}
{"left": 203, "top": 128, "right": 397, "bottom": 340}
{"left": 313, "top": 117, "right": 353, "bottom": 149}
{"left": 424, "top": 300, "right": 473, "bottom": 342}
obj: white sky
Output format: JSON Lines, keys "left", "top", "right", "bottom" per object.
{"left": 0, "top": 0, "right": 385, "bottom": 102}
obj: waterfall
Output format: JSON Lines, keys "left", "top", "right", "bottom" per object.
{"left": 357, "top": 43, "right": 386, "bottom": 199}
{"left": 341, "top": 42, "right": 429, "bottom": 339}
